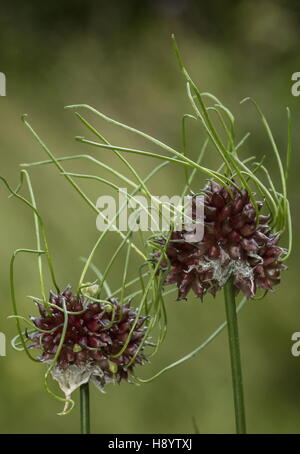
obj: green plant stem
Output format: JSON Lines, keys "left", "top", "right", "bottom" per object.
{"left": 224, "top": 277, "right": 246, "bottom": 434}
{"left": 80, "top": 383, "right": 90, "bottom": 434}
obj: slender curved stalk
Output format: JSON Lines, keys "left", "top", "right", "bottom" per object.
{"left": 80, "top": 383, "right": 90, "bottom": 434}
{"left": 224, "top": 277, "right": 246, "bottom": 434}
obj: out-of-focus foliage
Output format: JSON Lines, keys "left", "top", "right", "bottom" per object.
{"left": 0, "top": 0, "right": 299, "bottom": 433}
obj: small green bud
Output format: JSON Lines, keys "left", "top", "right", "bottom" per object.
{"left": 83, "top": 283, "right": 100, "bottom": 298}
{"left": 108, "top": 360, "right": 118, "bottom": 374}
{"left": 104, "top": 304, "right": 113, "bottom": 313}
{"left": 73, "top": 343, "right": 82, "bottom": 353}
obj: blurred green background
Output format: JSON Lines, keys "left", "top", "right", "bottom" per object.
{"left": 0, "top": 0, "right": 300, "bottom": 434}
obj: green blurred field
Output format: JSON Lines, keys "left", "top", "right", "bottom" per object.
{"left": 0, "top": 1, "right": 300, "bottom": 434}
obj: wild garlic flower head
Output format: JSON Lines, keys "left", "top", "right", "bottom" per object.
{"left": 153, "top": 181, "right": 286, "bottom": 300}
{"left": 28, "top": 287, "right": 148, "bottom": 399}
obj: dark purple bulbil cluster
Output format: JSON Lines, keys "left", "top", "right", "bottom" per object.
{"left": 154, "top": 181, "right": 286, "bottom": 300}
{"left": 28, "top": 287, "right": 147, "bottom": 386}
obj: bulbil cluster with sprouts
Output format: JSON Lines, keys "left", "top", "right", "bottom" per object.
{"left": 28, "top": 286, "right": 147, "bottom": 398}
{"left": 152, "top": 180, "right": 286, "bottom": 300}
